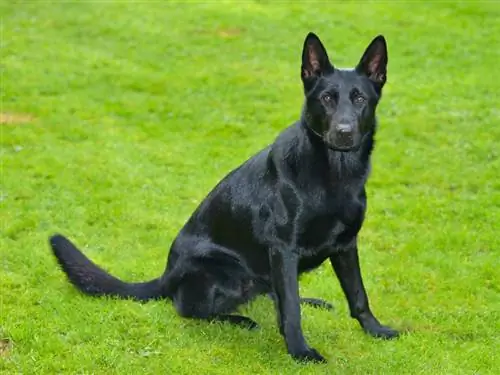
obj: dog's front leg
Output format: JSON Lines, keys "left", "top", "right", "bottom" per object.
{"left": 330, "top": 242, "right": 399, "bottom": 339}
{"left": 269, "top": 248, "right": 326, "bottom": 363}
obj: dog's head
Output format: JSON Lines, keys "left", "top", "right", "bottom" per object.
{"left": 301, "top": 33, "right": 388, "bottom": 151}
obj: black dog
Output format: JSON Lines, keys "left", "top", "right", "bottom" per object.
{"left": 50, "top": 32, "right": 399, "bottom": 363}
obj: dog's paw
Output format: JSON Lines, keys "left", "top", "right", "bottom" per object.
{"left": 290, "top": 347, "right": 327, "bottom": 363}
{"left": 365, "top": 324, "right": 399, "bottom": 340}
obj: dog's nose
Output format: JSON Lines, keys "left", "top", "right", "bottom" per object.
{"left": 336, "top": 124, "right": 352, "bottom": 134}
{"left": 335, "top": 123, "right": 354, "bottom": 148}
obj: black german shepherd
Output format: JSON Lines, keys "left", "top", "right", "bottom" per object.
{"left": 50, "top": 32, "right": 399, "bottom": 363}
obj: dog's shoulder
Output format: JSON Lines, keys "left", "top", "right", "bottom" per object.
{"left": 269, "top": 122, "right": 301, "bottom": 151}
{"left": 268, "top": 122, "right": 311, "bottom": 171}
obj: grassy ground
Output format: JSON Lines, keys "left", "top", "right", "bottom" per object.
{"left": 1, "top": 1, "right": 499, "bottom": 374}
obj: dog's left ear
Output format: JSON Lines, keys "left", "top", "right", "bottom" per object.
{"left": 356, "top": 35, "right": 388, "bottom": 88}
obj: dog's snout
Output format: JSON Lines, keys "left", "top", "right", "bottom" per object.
{"left": 332, "top": 123, "right": 355, "bottom": 149}
{"left": 336, "top": 123, "right": 352, "bottom": 134}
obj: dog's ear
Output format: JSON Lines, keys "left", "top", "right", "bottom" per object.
{"left": 301, "top": 32, "right": 333, "bottom": 82}
{"left": 356, "top": 35, "right": 388, "bottom": 88}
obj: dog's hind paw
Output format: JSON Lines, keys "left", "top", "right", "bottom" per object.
{"left": 211, "top": 314, "right": 260, "bottom": 330}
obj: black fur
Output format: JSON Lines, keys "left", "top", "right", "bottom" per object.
{"left": 50, "top": 32, "right": 399, "bottom": 363}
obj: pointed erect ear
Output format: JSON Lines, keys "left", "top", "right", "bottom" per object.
{"left": 301, "top": 32, "right": 333, "bottom": 80}
{"left": 356, "top": 35, "right": 388, "bottom": 86}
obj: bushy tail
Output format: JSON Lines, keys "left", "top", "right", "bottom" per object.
{"left": 49, "top": 234, "right": 165, "bottom": 301}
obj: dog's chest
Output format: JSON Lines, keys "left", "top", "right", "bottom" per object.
{"left": 308, "top": 185, "right": 363, "bottom": 225}
{"left": 296, "top": 191, "right": 364, "bottom": 270}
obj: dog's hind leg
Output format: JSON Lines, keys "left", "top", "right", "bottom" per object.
{"left": 171, "top": 264, "right": 259, "bottom": 330}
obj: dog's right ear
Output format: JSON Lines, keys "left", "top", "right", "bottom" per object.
{"left": 301, "top": 33, "right": 334, "bottom": 84}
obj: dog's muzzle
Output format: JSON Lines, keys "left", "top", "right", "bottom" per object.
{"left": 334, "top": 124, "right": 354, "bottom": 149}
{"left": 304, "top": 123, "right": 361, "bottom": 152}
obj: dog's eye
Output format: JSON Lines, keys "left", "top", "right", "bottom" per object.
{"left": 322, "top": 94, "right": 332, "bottom": 102}
{"left": 354, "top": 95, "right": 366, "bottom": 104}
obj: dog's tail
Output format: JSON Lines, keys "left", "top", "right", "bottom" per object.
{"left": 49, "top": 234, "right": 166, "bottom": 301}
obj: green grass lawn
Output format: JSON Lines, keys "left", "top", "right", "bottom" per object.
{"left": 1, "top": 1, "right": 499, "bottom": 374}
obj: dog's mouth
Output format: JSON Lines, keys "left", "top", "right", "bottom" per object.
{"left": 325, "top": 132, "right": 370, "bottom": 152}
{"left": 329, "top": 138, "right": 356, "bottom": 152}
{"left": 326, "top": 143, "right": 361, "bottom": 152}
{"left": 329, "top": 144, "right": 358, "bottom": 152}
{"left": 304, "top": 124, "right": 367, "bottom": 152}
{"left": 325, "top": 134, "right": 361, "bottom": 152}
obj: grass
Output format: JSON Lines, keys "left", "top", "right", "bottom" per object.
{"left": 1, "top": 1, "right": 499, "bottom": 374}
